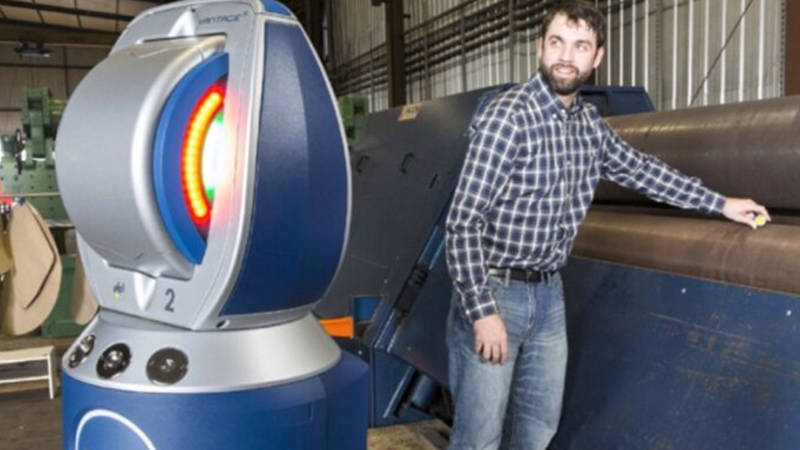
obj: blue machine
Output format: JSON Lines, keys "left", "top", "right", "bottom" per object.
{"left": 56, "top": 1, "right": 367, "bottom": 448}
{"left": 318, "top": 83, "right": 800, "bottom": 448}
{"left": 577, "top": 85, "right": 655, "bottom": 116}
{"left": 317, "top": 86, "right": 515, "bottom": 427}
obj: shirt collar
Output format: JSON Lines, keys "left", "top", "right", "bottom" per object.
{"left": 526, "top": 72, "right": 585, "bottom": 119}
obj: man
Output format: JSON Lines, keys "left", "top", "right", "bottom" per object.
{"left": 444, "top": 1, "right": 770, "bottom": 449}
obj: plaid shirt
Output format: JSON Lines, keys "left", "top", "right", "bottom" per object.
{"left": 446, "top": 73, "right": 726, "bottom": 323}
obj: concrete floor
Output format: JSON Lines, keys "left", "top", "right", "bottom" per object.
{"left": 0, "top": 389, "right": 448, "bottom": 449}
{"left": 0, "top": 335, "right": 449, "bottom": 449}
{"left": 0, "top": 389, "right": 62, "bottom": 449}
{"left": 369, "top": 419, "right": 449, "bottom": 449}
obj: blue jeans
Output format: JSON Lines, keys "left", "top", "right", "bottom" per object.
{"left": 447, "top": 273, "right": 568, "bottom": 450}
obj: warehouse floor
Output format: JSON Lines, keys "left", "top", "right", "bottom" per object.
{"left": 0, "top": 390, "right": 448, "bottom": 449}
{"left": 0, "top": 336, "right": 449, "bottom": 450}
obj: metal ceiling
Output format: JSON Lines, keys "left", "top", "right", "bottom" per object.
{"left": 0, "top": 0, "right": 311, "bottom": 46}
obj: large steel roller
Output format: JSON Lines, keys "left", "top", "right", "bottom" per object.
{"left": 596, "top": 96, "right": 800, "bottom": 211}
{"left": 573, "top": 208, "right": 800, "bottom": 295}
{"left": 578, "top": 96, "right": 800, "bottom": 293}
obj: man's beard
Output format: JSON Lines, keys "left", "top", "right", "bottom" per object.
{"left": 539, "top": 62, "right": 592, "bottom": 96}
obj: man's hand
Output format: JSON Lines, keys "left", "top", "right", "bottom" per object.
{"left": 473, "top": 314, "right": 508, "bottom": 365}
{"left": 722, "top": 197, "right": 771, "bottom": 229}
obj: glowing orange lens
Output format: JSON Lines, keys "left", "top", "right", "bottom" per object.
{"left": 182, "top": 86, "right": 224, "bottom": 223}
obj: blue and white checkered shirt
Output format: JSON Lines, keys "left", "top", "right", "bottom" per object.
{"left": 446, "top": 73, "right": 726, "bottom": 323}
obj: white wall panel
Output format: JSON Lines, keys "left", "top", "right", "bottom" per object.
{"left": 597, "top": 0, "right": 784, "bottom": 110}
{"left": 330, "top": 0, "right": 785, "bottom": 112}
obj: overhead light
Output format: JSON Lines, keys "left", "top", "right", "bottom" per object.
{"left": 14, "top": 41, "right": 52, "bottom": 58}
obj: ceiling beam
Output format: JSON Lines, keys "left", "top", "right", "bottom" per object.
{"left": 381, "top": 0, "right": 407, "bottom": 107}
{"left": 0, "top": 0, "right": 135, "bottom": 22}
{"left": 31, "top": 0, "right": 46, "bottom": 24}
{"left": 0, "top": 19, "right": 117, "bottom": 46}
{"left": 305, "top": 0, "right": 323, "bottom": 58}
{"left": 73, "top": 0, "right": 84, "bottom": 29}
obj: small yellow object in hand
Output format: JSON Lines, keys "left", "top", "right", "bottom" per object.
{"left": 754, "top": 214, "right": 767, "bottom": 227}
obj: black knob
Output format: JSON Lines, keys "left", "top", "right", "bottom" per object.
{"left": 146, "top": 348, "right": 188, "bottom": 385}
{"left": 96, "top": 343, "right": 131, "bottom": 379}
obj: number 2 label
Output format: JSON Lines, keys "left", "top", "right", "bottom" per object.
{"left": 165, "top": 289, "right": 176, "bottom": 312}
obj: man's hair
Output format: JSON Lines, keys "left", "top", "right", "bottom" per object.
{"left": 541, "top": 0, "right": 606, "bottom": 49}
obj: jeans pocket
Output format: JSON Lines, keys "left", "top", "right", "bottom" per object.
{"left": 487, "top": 275, "right": 504, "bottom": 299}
{"left": 551, "top": 273, "right": 565, "bottom": 302}
{"left": 487, "top": 276, "right": 517, "bottom": 317}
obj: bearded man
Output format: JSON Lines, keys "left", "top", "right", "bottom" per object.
{"left": 444, "top": 1, "right": 769, "bottom": 449}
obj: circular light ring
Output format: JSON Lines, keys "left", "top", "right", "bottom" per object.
{"left": 152, "top": 53, "right": 228, "bottom": 265}
{"left": 182, "top": 86, "right": 224, "bottom": 224}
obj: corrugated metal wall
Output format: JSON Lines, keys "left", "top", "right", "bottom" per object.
{"left": 330, "top": 0, "right": 785, "bottom": 112}
{"left": 330, "top": 1, "right": 388, "bottom": 109}
{"left": 601, "top": 0, "right": 784, "bottom": 110}
{"left": 2, "top": 1, "right": 782, "bottom": 129}
{"left": 0, "top": 43, "right": 108, "bottom": 135}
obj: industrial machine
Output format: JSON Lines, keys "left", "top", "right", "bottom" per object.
{"left": 56, "top": 1, "right": 367, "bottom": 449}
{"left": 0, "top": 88, "right": 67, "bottom": 220}
{"left": 318, "top": 86, "right": 516, "bottom": 427}
{"left": 556, "top": 99, "right": 800, "bottom": 448}
{"left": 317, "top": 86, "right": 800, "bottom": 447}
{"left": 0, "top": 88, "right": 86, "bottom": 338}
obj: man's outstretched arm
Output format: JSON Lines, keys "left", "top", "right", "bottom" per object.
{"left": 599, "top": 121, "right": 770, "bottom": 228}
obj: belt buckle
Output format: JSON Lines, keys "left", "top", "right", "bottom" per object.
{"left": 522, "top": 269, "right": 531, "bottom": 282}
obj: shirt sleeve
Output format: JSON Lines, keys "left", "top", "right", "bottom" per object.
{"left": 445, "top": 104, "right": 521, "bottom": 323}
{"left": 598, "top": 119, "right": 726, "bottom": 215}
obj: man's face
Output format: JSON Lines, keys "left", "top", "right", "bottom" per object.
{"left": 538, "top": 13, "right": 604, "bottom": 96}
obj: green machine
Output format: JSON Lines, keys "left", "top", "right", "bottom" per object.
{"left": 1, "top": 88, "right": 67, "bottom": 219}
{"left": 1, "top": 88, "right": 84, "bottom": 338}
{"left": 337, "top": 95, "right": 369, "bottom": 149}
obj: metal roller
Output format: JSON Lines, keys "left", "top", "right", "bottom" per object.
{"left": 573, "top": 209, "right": 800, "bottom": 295}
{"left": 587, "top": 204, "right": 800, "bottom": 226}
{"left": 596, "top": 96, "right": 800, "bottom": 211}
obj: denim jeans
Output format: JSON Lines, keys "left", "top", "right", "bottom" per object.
{"left": 447, "top": 273, "right": 568, "bottom": 450}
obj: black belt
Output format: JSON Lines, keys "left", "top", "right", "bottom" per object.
{"left": 489, "top": 267, "right": 555, "bottom": 283}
